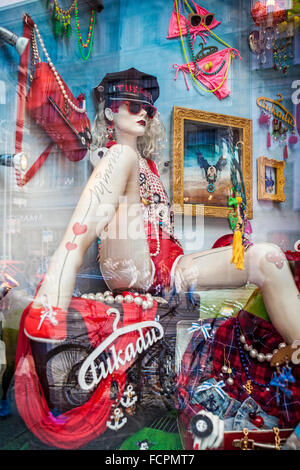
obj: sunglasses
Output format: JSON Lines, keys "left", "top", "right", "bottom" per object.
{"left": 188, "top": 12, "right": 215, "bottom": 27}
{"left": 111, "top": 99, "right": 157, "bottom": 119}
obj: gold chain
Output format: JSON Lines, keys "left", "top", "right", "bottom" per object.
{"left": 54, "top": 0, "right": 75, "bottom": 16}
{"left": 241, "top": 428, "right": 249, "bottom": 450}
{"left": 29, "top": 29, "right": 40, "bottom": 82}
{"left": 273, "top": 427, "right": 281, "bottom": 450}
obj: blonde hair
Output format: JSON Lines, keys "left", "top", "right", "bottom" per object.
{"left": 91, "top": 101, "right": 167, "bottom": 160}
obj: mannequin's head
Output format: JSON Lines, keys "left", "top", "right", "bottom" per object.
{"left": 92, "top": 68, "right": 166, "bottom": 158}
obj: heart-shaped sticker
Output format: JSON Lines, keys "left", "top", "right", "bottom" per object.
{"left": 65, "top": 241, "right": 78, "bottom": 251}
{"left": 72, "top": 222, "right": 87, "bottom": 236}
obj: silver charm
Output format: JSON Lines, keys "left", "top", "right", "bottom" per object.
{"left": 106, "top": 407, "right": 127, "bottom": 431}
{"left": 120, "top": 384, "right": 138, "bottom": 408}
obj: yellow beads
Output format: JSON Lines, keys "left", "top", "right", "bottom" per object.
{"left": 204, "top": 61, "right": 213, "bottom": 71}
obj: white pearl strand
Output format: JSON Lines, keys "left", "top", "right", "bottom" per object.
{"left": 239, "top": 334, "right": 286, "bottom": 363}
{"left": 34, "top": 24, "right": 87, "bottom": 114}
{"left": 81, "top": 290, "right": 154, "bottom": 310}
{"left": 137, "top": 152, "right": 160, "bottom": 257}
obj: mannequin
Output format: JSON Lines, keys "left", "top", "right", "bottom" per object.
{"left": 24, "top": 68, "right": 300, "bottom": 347}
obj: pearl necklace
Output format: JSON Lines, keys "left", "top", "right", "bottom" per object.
{"left": 33, "top": 23, "right": 87, "bottom": 114}
{"left": 81, "top": 290, "right": 155, "bottom": 310}
{"left": 138, "top": 152, "right": 160, "bottom": 257}
{"left": 238, "top": 328, "right": 286, "bottom": 363}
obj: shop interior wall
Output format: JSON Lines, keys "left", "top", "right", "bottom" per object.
{"left": 0, "top": 0, "right": 299, "bottom": 300}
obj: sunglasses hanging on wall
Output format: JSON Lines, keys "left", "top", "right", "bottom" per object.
{"left": 188, "top": 12, "right": 215, "bottom": 27}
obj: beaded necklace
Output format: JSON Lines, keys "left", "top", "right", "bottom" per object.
{"left": 182, "top": 1, "right": 226, "bottom": 77}
{"left": 174, "top": 0, "right": 233, "bottom": 94}
{"left": 138, "top": 153, "right": 160, "bottom": 257}
{"left": 74, "top": 0, "right": 95, "bottom": 61}
{"left": 235, "top": 318, "right": 273, "bottom": 391}
{"left": 185, "top": 20, "right": 226, "bottom": 77}
{"left": 50, "top": 0, "right": 75, "bottom": 37}
{"left": 47, "top": 0, "right": 95, "bottom": 61}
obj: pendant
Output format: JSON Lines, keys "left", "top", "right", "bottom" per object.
{"left": 106, "top": 407, "right": 127, "bottom": 431}
{"left": 243, "top": 380, "right": 253, "bottom": 395}
{"left": 120, "top": 384, "right": 138, "bottom": 409}
{"left": 207, "top": 183, "right": 215, "bottom": 193}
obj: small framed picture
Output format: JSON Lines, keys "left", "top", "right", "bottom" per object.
{"left": 257, "top": 156, "right": 285, "bottom": 202}
{"left": 172, "top": 106, "right": 253, "bottom": 218}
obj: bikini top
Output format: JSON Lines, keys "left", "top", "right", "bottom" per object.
{"left": 167, "top": 0, "right": 220, "bottom": 40}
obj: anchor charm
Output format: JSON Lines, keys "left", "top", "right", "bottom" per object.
{"left": 106, "top": 407, "right": 127, "bottom": 431}
{"left": 120, "top": 384, "right": 138, "bottom": 408}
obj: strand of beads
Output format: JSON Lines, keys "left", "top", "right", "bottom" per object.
{"left": 81, "top": 290, "right": 154, "bottom": 310}
{"left": 185, "top": 20, "right": 225, "bottom": 77}
{"left": 74, "top": 0, "right": 95, "bottom": 61}
{"left": 52, "top": 0, "right": 75, "bottom": 37}
{"left": 33, "top": 23, "right": 87, "bottom": 114}
{"left": 235, "top": 318, "right": 277, "bottom": 390}
{"left": 138, "top": 152, "right": 160, "bottom": 257}
{"left": 238, "top": 326, "right": 286, "bottom": 363}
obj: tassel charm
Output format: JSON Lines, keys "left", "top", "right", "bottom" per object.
{"left": 231, "top": 218, "right": 245, "bottom": 270}
{"left": 283, "top": 143, "right": 288, "bottom": 160}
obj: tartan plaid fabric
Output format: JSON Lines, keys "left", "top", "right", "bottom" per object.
{"left": 176, "top": 310, "right": 300, "bottom": 441}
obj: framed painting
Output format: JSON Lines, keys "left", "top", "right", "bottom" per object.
{"left": 172, "top": 106, "right": 253, "bottom": 218}
{"left": 257, "top": 156, "right": 285, "bottom": 202}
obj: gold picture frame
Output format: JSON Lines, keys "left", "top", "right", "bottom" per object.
{"left": 257, "top": 156, "right": 285, "bottom": 202}
{"left": 172, "top": 106, "right": 253, "bottom": 219}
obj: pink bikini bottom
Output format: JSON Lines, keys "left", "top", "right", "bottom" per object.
{"left": 173, "top": 47, "right": 242, "bottom": 100}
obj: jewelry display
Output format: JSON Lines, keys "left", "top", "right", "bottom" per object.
{"left": 138, "top": 152, "right": 181, "bottom": 258}
{"left": 273, "top": 36, "right": 294, "bottom": 74}
{"left": 228, "top": 146, "right": 251, "bottom": 270}
{"left": 172, "top": 0, "right": 240, "bottom": 97}
{"left": 197, "top": 153, "right": 227, "bottom": 193}
{"left": 46, "top": 0, "right": 97, "bottom": 61}
{"left": 74, "top": 0, "right": 95, "bottom": 61}
{"left": 235, "top": 317, "right": 296, "bottom": 405}
{"left": 106, "top": 407, "right": 127, "bottom": 431}
{"left": 238, "top": 330, "right": 286, "bottom": 363}
{"left": 256, "top": 93, "right": 297, "bottom": 159}
{"left": 81, "top": 290, "right": 155, "bottom": 310}
{"left": 105, "top": 123, "right": 117, "bottom": 149}
{"left": 49, "top": 0, "right": 75, "bottom": 37}
{"left": 2, "top": 0, "right": 299, "bottom": 450}
{"left": 249, "top": 1, "right": 300, "bottom": 74}
{"left": 222, "top": 349, "right": 234, "bottom": 385}
{"left": 235, "top": 318, "right": 276, "bottom": 392}
{"left": 120, "top": 384, "right": 138, "bottom": 412}
{"left": 273, "top": 426, "right": 281, "bottom": 450}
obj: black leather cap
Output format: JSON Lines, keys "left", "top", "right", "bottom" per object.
{"left": 93, "top": 67, "right": 159, "bottom": 106}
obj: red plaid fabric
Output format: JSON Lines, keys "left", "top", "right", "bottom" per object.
{"left": 213, "top": 311, "right": 300, "bottom": 426}
{"left": 176, "top": 311, "right": 300, "bottom": 444}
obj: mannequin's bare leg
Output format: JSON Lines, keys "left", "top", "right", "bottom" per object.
{"left": 174, "top": 243, "right": 300, "bottom": 343}
{"left": 34, "top": 144, "right": 152, "bottom": 311}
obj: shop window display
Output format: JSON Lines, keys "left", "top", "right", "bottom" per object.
{"left": 0, "top": 0, "right": 299, "bottom": 453}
